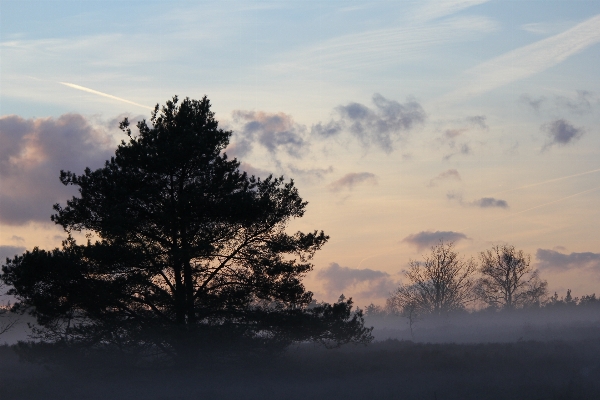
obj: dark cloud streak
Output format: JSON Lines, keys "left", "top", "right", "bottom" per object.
{"left": 447, "top": 192, "right": 509, "bottom": 209}
{"left": 536, "top": 249, "right": 600, "bottom": 272}
{"left": 316, "top": 262, "right": 396, "bottom": 298}
{"left": 402, "top": 230, "right": 468, "bottom": 250}
{"left": 428, "top": 169, "right": 461, "bottom": 187}
{"left": 328, "top": 172, "right": 377, "bottom": 192}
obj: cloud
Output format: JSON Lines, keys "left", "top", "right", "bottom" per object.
{"left": 447, "top": 14, "right": 600, "bottom": 99}
{"left": 437, "top": 124, "right": 474, "bottom": 160}
{"left": 310, "top": 120, "right": 344, "bottom": 138}
{"left": 428, "top": 169, "right": 461, "bottom": 187}
{"left": 447, "top": 192, "right": 509, "bottom": 209}
{"left": 444, "top": 129, "right": 465, "bottom": 139}
{"left": 411, "top": 0, "right": 491, "bottom": 23}
{"left": 401, "top": 230, "right": 468, "bottom": 250}
{"left": 520, "top": 94, "right": 547, "bottom": 112}
{"left": 328, "top": 172, "right": 377, "bottom": 192}
{"left": 0, "top": 114, "right": 115, "bottom": 225}
{"left": 275, "top": 15, "right": 496, "bottom": 73}
{"left": 230, "top": 111, "right": 308, "bottom": 158}
{"left": 542, "top": 119, "right": 584, "bottom": 150}
{"left": 314, "top": 94, "right": 426, "bottom": 153}
{"left": 536, "top": 249, "right": 600, "bottom": 272}
{"left": 555, "top": 90, "right": 596, "bottom": 114}
{"left": 471, "top": 197, "right": 509, "bottom": 208}
{"left": 521, "top": 91, "right": 596, "bottom": 115}
{"left": 0, "top": 246, "right": 26, "bottom": 262}
{"left": 521, "top": 21, "right": 575, "bottom": 36}
{"left": 466, "top": 115, "right": 488, "bottom": 130}
{"left": 316, "top": 262, "right": 397, "bottom": 298}
{"left": 287, "top": 165, "right": 334, "bottom": 182}
{"left": 443, "top": 143, "right": 471, "bottom": 160}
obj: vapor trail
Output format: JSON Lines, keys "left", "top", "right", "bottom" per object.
{"left": 461, "top": 185, "right": 600, "bottom": 232}
{"left": 508, "top": 186, "right": 600, "bottom": 217}
{"left": 491, "top": 167, "right": 600, "bottom": 196}
{"left": 443, "top": 13, "right": 600, "bottom": 100}
{"left": 59, "top": 82, "right": 153, "bottom": 110}
{"left": 357, "top": 251, "right": 394, "bottom": 269}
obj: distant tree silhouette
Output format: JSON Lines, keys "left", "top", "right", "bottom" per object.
{"left": 387, "top": 241, "right": 476, "bottom": 318}
{"left": 0, "top": 282, "right": 16, "bottom": 336}
{"left": 1, "top": 96, "right": 372, "bottom": 360}
{"left": 475, "top": 245, "right": 547, "bottom": 310}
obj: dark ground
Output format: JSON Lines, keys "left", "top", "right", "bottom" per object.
{"left": 1, "top": 338, "right": 599, "bottom": 400}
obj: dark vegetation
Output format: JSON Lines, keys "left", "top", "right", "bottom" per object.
{"left": 1, "top": 96, "right": 371, "bottom": 363}
{"left": 1, "top": 96, "right": 599, "bottom": 399}
{"left": 1, "top": 339, "right": 599, "bottom": 399}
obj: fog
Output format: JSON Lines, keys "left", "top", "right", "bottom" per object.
{"left": 366, "top": 306, "right": 600, "bottom": 343}
{"left": 1, "top": 306, "right": 599, "bottom": 400}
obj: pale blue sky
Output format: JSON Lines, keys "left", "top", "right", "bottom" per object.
{"left": 2, "top": 1, "right": 600, "bottom": 305}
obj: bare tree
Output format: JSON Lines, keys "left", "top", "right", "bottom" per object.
{"left": 476, "top": 245, "right": 547, "bottom": 310}
{"left": 387, "top": 241, "right": 477, "bottom": 319}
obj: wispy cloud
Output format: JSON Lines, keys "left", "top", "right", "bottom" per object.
{"left": 428, "top": 169, "right": 461, "bottom": 187}
{"left": 555, "top": 90, "right": 596, "bottom": 114}
{"left": 411, "top": 0, "right": 490, "bottom": 23}
{"left": 447, "top": 192, "right": 509, "bottom": 209}
{"left": 446, "top": 14, "right": 600, "bottom": 99}
{"left": 521, "top": 21, "right": 576, "bottom": 36}
{"left": 272, "top": 16, "right": 497, "bottom": 73}
{"left": 520, "top": 94, "right": 547, "bottom": 112}
{"left": 328, "top": 172, "right": 377, "bottom": 192}
{"left": 287, "top": 165, "right": 334, "bottom": 182}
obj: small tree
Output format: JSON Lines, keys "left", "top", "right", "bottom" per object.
{"left": 1, "top": 96, "right": 372, "bottom": 360}
{"left": 475, "top": 245, "right": 547, "bottom": 310}
{"left": 0, "top": 282, "right": 16, "bottom": 336}
{"left": 388, "top": 241, "right": 477, "bottom": 318}
{"left": 386, "top": 290, "right": 420, "bottom": 339}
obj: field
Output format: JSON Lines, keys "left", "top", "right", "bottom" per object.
{"left": 1, "top": 336, "right": 599, "bottom": 400}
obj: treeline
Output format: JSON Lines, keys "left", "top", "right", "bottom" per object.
{"left": 362, "top": 242, "right": 599, "bottom": 320}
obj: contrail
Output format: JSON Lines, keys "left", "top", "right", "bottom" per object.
{"left": 508, "top": 186, "right": 600, "bottom": 217}
{"left": 357, "top": 250, "right": 394, "bottom": 269}
{"left": 442, "top": 14, "right": 600, "bottom": 101}
{"left": 357, "top": 186, "right": 600, "bottom": 269}
{"left": 491, "top": 167, "right": 600, "bottom": 196}
{"left": 59, "top": 82, "right": 153, "bottom": 110}
{"left": 358, "top": 178, "right": 600, "bottom": 269}
{"left": 461, "top": 185, "right": 600, "bottom": 232}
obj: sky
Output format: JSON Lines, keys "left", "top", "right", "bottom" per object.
{"left": 1, "top": 0, "right": 600, "bottom": 307}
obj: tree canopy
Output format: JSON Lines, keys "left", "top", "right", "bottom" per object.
{"left": 1, "top": 96, "right": 372, "bottom": 359}
{"left": 475, "top": 245, "right": 547, "bottom": 310}
{"left": 387, "top": 241, "right": 477, "bottom": 317}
